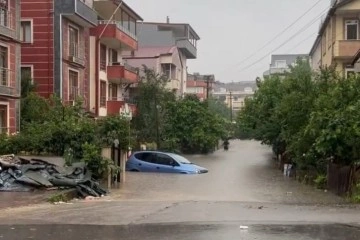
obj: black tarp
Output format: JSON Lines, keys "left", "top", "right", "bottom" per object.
{"left": 0, "top": 155, "right": 107, "bottom": 198}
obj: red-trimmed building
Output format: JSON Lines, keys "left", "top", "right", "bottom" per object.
{"left": 0, "top": 0, "right": 21, "bottom": 134}
{"left": 89, "top": 0, "right": 142, "bottom": 116}
{"left": 186, "top": 73, "right": 215, "bottom": 101}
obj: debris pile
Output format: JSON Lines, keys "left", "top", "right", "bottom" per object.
{"left": 0, "top": 154, "right": 107, "bottom": 198}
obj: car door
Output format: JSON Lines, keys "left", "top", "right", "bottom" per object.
{"left": 154, "top": 153, "right": 180, "bottom": 173}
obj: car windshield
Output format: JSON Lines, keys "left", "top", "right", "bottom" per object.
{"left": 170, "top": 154, "right": 192, "bottom": 164}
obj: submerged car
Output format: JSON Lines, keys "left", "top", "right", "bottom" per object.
{"left": 126, "top": 151, "right": 208, "bottom": 174}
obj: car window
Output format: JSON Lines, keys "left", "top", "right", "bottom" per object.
{"left": 156, "top": 153, "right": 178, "bottom": 166}
{"left": 135, "top": 152, "right": 156, "bottom": 163}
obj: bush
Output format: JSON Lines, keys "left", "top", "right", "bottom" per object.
{"left": 314, "top": 174, "right": 327, "bottom": 189}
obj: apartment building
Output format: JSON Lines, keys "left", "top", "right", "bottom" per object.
{"left": 263, "top": 54, "right": 309, "bottom": 77}
{"left": 89, "top": 0, "right": 142, "bottom": 116}
{"left": 186, "top": 73, "right": 214, "bottom": 101}
{"left": 310, "top": 0, "right": 360, "bottom": 77}
{"left": 124, "top": 46, "right": 182, "bottom": 96}
{"left": 21, "top": 0, "right": 98, "bottom": 109}
{"left": 0, "top": 0, "right": 21, "bottom": 134}
{"left": 130, "top": 20, "right": 200, "bottom": 96}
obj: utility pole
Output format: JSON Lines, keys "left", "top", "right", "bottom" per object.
{"left": 229, "top": 91, "right": 233, "bottom": 122}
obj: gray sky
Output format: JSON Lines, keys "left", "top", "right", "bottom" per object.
{"left": 129, "top": 0, "right": 330, "bottom": 82}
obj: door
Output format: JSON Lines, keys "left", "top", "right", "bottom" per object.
{"left": 154, "top": 153, "right": 180, "bottom": 173}
{"left": 135, "top": 152, "right": 157, "bottom": 172}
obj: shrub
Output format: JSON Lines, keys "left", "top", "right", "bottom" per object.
{"left": 314, "top": 175, "right": 327, "bottom": 189}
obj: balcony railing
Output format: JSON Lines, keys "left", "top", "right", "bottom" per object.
{"left": 109, "top": 62, "right": 138, "bottom": 74}
{"left": 334, "top": 40, "right": 360, "bottom": 58}
{"left": 98, "top": 20, "right": 137, "bottom": 41}
{"left": 68, "top": 42, "right": 85, "bottom": 65}
{"left": 69, "top": 86, "right": 84, "bottom": 101}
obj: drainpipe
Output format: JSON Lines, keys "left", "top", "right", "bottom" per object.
{"left": 95, "top": 0, "right": 123, "bottom": 116}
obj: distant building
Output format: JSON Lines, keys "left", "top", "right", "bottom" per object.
{"left": 263, "top": 54, "right": 308, "bottom": 77}
{"left": 125, "top": 20, "right": 200, "bottom": 96}
{"left": 186, "top": 73, "right": 215, "bottom": 101}
{"left": 212, "top": 81, "right": 257, "bottom": 114}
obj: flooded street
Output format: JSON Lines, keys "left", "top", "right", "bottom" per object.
{"left": 113, "top": 140, "right": 344, "bottom": 204}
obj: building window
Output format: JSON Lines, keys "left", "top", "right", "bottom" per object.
{"left": 108, "top": 49, "right": 118, "bottom": 65}
{"left": 0, "top": 104, "right": 7, "bottom": 134}
{"left": 0, "top": 45, "right": 8, "bottom": 87}
{"left": 21, "top": 66, "right": 32, "bottom": 81}
{"left": 100, "top": 81, "right": 107, "bottom": 107}
{"left": 20, "top": 21, "right": 32, "bottom": 43}
{"left": 109, "top": 84, "right": 118, "bottom": 101}
{"left": 275, "top": 60, "right": 287, "bottom": 68}
{"left": 100, "top": 44, "right": 107, "bottom": 70}
{"left": 345, "top": 20, "right": 358, "bottom": 40}
{"left": 69, "top": 70, "right": 79, "bottom": 101}
{"left": 69, "top": 25, "right": 79, "bottom": 57}
{"left": 0, "top": 0, "right": 9, "bottom": 28}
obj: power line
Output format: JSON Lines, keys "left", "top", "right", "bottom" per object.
{"left": 237, "top": 7, "right": 329, "bottom": 72}
{"left": 219, "top": 0, "right": 326, "bottom": 73}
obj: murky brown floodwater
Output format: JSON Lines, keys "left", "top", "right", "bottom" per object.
{"left": 111, "top": 140, "right": 345, "bottom": 204}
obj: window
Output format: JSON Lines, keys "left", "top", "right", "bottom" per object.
{"left": 135, "top": 153, "right": 157, "bottom": 163}
{"left": 100, "top": 44, "right": 107, "bottom": 70}
{"left": 0, "top": 45, "right": 8, "bottom": 86}
{"left": 156, "top": 153, "right": 176, "bottom": 166}
{"left": 69, "top": 70, "right": 79, "bottom": 101}
{"left": 100, "top": 81, "right": 107, "bottom": 107}
{"left": 0, "top": 105, "right": 7, "bottom": 134}
{"left": 20, "top": 21, "right": 32, "bottom": 43}
{"left": 21, "top": 66, "right": 32, "bottom": 81}
{"left": 0, "top": 0, "right": 8, "bottom": 28}
{"left": 275, "top": 60, "right": 286, "bottom": 68}
{"left": 109, "top": 84, "right": 118, "bottom": 101}
{"left": 69, "top": 25, "right": 79, "bottom": 57}
{"left": 122, "top": 11, "right": 129, "bottom": 30}
{"left": 108, "top": 49, "right": 118, "bottom": 64}
{"left": 345, "top": 20, "right": 358, "bottom": 40}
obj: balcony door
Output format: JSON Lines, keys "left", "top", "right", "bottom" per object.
{"left": 0, "top": 104, "right": 7, "bottom": 134}
{"left": 69, "top": 70, "right": 79, "bottom": 101}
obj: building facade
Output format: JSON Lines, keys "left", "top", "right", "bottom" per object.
{"left": 0, "top": 0, "right": 21, "bottom": 134}
{"left": 20, "top": 0, "right": 142, "bottom": 117}
{"left": 134, "top": 21, "right": 200, "bottom": 96}
{"left": 310, "top": 0, "right": 360, "bottom": 77}
{"left": 263, "top": 54, "right": 308, "bottom": 77}
{"left": 186, "top": 73, "right": 214, "bottom": 101}
{"left": 124, "top": 46, "right": 182, "bottom": 96}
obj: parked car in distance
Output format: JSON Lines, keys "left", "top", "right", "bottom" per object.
{"left": 126, "top": 151, "right": 208, "bottom": 174}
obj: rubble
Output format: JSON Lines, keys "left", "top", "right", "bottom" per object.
{"left": 0, "top": 155, "right": 107, "bottom": 198}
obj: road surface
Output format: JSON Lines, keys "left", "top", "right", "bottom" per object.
{"left": 0, "top": 140, "right": 359, "bottom": 239}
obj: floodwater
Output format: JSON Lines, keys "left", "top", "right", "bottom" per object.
{"left": 112, "top": 140, "right": 345, "bottom": 204}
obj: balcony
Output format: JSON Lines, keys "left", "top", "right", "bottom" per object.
{"left": 334, "top": 40, "right": 360, "bottom": 59}
{"left": 90, "top": 20, "right": 138, "bottom": 50}
{"left": 67, "top": 42, "right": 86, "bottom": 66}
{"left": 0, "top": 9, "right": 16, "bottom": 40}
{"left": 107, "top": 63, "right": 138, "bottom": 84}
{"left": 0, "top": 68, "right": 18, "bottom": 98}
{"left": 107, "top": 98, "right": 137, "bottom": 116}
{"left": 176, "top": 39, "right": 197, "bottom": 59}
{"left": 58, "top": 0, "right": 98, "bottom": 27}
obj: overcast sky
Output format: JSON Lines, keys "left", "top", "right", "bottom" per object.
{"left": 129, "top": 0, "right": 330, "bottom": 82}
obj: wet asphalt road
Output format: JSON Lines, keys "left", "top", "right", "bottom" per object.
{"left": 0, "top": 224, "right": 360, "bottom": 240}
{"left": 0, "top": 140, "right": 359, "bottom": 239}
